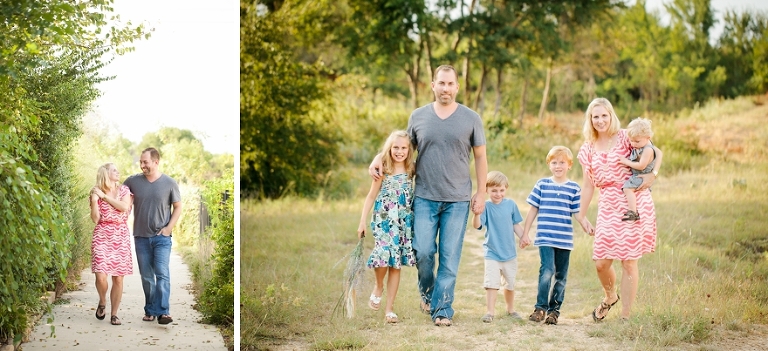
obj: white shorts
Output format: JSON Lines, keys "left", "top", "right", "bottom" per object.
{"left": 483, "top": 258, "right": 518, "bottom": 291}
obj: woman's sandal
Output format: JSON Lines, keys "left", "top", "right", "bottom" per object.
{"left": 142, "top": 314, "right": 156, "bottom": 322}
{"left": 385, "top": 312, "right": 399, "bottom": 324}
{"left": 110, "top": 315, "right": 122, "bottom": 325}
{"left": 368, "top": 294, "right": 382, "bottom": 311}
{"left": 95, "top": 305, "right": 106, "bottom": 320}
{"left": 592, "top": 295, "right": 620, "bottom": 322}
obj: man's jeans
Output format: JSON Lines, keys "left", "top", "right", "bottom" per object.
{"left": 135, "top": 235, "right": 172, "bottom": 316}
{"left": 413, "top": 197, "right": 470, "bottom": 320}
{"left": 535, "top": 246, "right": 571, "bottom": 316}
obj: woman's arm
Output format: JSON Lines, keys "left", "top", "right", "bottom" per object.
{"left": 576, "top": 167, "right": 596, "bottom": 235}
{"left": 620, "top": 147, "right": 654, "bottom": 171}
{"left": 637, "top": 146, "right": 662, "bottom": 190}
{"left": 368, "top": 153, "right": 384, "bottom": 181}
{"left": 89, "top": 192, "right": 100, "bottom": 223}
{"left": 100, "top": 187, "right": 132, "bottom": 212}
{"left": 357, "top": 177, "right": 383, "bottom": 238}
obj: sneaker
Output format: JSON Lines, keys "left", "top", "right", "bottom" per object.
{"left": 621, "top": 210, "right": 640, "bottom": 221}
{"left": 481, "top": 313, "right": 494, "bottom": 323}
{"left": 528, "top": 308, "right": 545, "bottom": 323}
{"left": 507, "top": 311, "right": 523, "bottom": 319}
{"left": 544, "top": 312, "right": 558, "bottom": 325}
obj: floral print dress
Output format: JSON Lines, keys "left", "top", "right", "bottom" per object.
{"left": 367, "top": 173, "right": 417, "bottom": 268}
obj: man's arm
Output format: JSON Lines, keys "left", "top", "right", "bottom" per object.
{"left": 160, "top": 201, "right": 182, "bottom": 236}
{"left": 471, "top": 145, "right": 487, "bottom": 215}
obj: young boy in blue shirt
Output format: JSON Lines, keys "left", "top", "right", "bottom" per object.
{"left": 523, "top": 146, "right": 581, "bottom": 325}
{"left": 472, "top": 171, "right": 531, "bottom": 323}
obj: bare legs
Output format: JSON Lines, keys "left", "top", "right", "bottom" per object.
{"left": 371, "top": 267, "right": 401, "bottom": 316}
{"left": 623, "top": 188, "right": 638, "bottom": 213}
{"left": 594, "top": 259, "right": 638, "bottom": 319}
{"left": 485, "top": 288, "right": 515, "bottom": 316}
{"left": 95, "top": 273, "right": 125, "bottom": 317}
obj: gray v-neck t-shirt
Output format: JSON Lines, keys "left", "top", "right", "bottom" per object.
{"left": 124, "top": 173, "right": 181, "bottom": 237}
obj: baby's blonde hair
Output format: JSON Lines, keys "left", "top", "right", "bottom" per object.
{"left": 486, "top": 171, "right": 509, "bottom": 188}
{"left": 546, "top": 146, "right": 574, "bottom": 166}
{"left": 380, "top": 130, "right": 415, "bottom": 178}
{"left": 626, "top": 117, "right": 654, "bottom": 139}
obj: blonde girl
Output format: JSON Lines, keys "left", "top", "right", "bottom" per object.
{"left": 357, "top": 130, "right": 417, "bottom": 323}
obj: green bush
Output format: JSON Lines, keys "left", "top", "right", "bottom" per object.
{"left": 197, "top": 176, "right": 235, "bottom": 326}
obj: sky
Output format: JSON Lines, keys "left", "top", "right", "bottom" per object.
{"left": 640, "top": 0, "right": 768, "bottom": 40}
{"left": 92, "top": 0, "right": 239, "bottom": 155}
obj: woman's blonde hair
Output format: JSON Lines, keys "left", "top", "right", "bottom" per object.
{"left": 582, "top": 97, "right": 621, "bottom": 142}
{"left": 96, "top": 163, "right": 116, "bottom": 193}
{"left": 626, "top": 117, "right": 654, "bottom": 138}
{"left": 380, "top": 130, "right": 415, "bottom": 178}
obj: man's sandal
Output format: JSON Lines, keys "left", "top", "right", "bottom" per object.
{"left": 158, "top": 314, "right": 173, "bottom": 325}
{"left": 142, "top": 314, "right": 156, "bottom": 322}
{"left": 592, "top": 295, "right": 620, "bottom": 322}
{"left": 368, "top": 294, "right": 381, "bottom": 311}
{"left": 385, "top": 312, "right": 399, "bottom": 324}
{"left": 95, "top": 305, "right": 106, "bottom": 320}
{"left": 110, "top": 315, "right": 122, "bottom": 325}
{"left": 434, "top": 316, "right": 452, "bottom": 327}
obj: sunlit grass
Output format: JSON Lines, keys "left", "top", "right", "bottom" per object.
{"left": 241, "top": 97, "right": 768, "bottom": 350}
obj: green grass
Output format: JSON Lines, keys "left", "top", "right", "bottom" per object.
{"left": 241, "top": 97, "right": 768, "bottom": 350}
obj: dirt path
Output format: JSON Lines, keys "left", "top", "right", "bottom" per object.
{"left": 21, "top": 248, "right": 226, "bottom": 351}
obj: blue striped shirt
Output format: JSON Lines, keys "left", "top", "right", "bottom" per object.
{"left": 526, "top": 177, "right": 581, "bottom": 250}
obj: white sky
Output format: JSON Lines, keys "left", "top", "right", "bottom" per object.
{"left": 92, "top": 0, "right": 239, "bottom": 155}
{"left": 640, "top": 0, "right": 768, "bottom": 40}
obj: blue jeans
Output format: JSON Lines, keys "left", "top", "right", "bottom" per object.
{"left": 134, "top": 235, "right": 172, "bottom": 316}
{"left": 535, "top": 246, "right": 571, "bottom": 316}
{"left": 412, "top": 197, "right": 470, "bottom": 320}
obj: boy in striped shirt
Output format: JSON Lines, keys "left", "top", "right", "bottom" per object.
{"left": 523, "top": 146, "right": 581, "bottom": 325}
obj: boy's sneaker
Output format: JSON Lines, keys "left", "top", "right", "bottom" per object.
{"left": 544, "top": 312, "right": 558, "bottom": 325}
{"left": 528, "top": 308, "right": 545, "bottom": 322}
{"left": 621, "top": 210, "right": 640, "bottom": 221}
{"left": 481, "top": 313, "right": 494, "bottom": 323}
{"left": 507, "top": 311, "right": 523, "bottom": 319}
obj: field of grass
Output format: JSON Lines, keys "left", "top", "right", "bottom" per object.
{"left": 241, "top": 97, "right": 768, "bottom": 350}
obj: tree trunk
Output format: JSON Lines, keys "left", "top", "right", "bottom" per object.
{"left": 473, "top": 64, "right": 488, "bottom": 111}
{"left": 538, "top": 57, "right": 553, "bottom": 120}
{"left": 519, "top": 74, "right": 528, "bottom": 127}
{"left": 461, "top": 0, "right": 477, "bottom": 105}
{"left": 494, "top": 67, "right": 503, "bottom": 118}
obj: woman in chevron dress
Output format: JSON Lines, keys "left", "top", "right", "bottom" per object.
{"left": 575, "top": 98, "right": 662, "bottom": 322}
{"left": 89, "top": 163, "right": 133, "bottom": 325}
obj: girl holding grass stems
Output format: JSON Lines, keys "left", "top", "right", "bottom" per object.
{"left": 357, "top": 130, "right": 417, "bottom": 324}
{"left": 575, "top": 98, "right": 662, "bottom": 321}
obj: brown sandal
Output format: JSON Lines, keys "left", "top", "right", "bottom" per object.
{"left": 110, "top": 315, "right": 122, "bottom": 325}
{"left": 592, "top": 295, "right": 620, "bottom": 322}
{"left": 142, "top": 314, "right": 155, "bottom": 322}
{"left": 95, "top": 305, "right": 106, "bottom": 320}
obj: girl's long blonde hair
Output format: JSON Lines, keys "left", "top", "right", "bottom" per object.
{"left": 96, "top": 163, "right": 116, "bottom": 193}
{"left": 582, "top": 97, "right": 621, "bottom": 142}
{"left": 380, "top": 130, "right": 415, "bottom": 178}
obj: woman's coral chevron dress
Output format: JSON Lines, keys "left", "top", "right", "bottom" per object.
{"left": 91, "top": 185, "right": 133, "bottom": 276}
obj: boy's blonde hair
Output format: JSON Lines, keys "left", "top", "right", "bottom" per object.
{"left": 626, "top": 117, "right": 654, "bottom": 139}
{"left": 546, "top": 146, "right": 574, "bottom": 166}
{"left": 380, "top": 130, "right": 415, "bottom": 178}
{"left": 486, "top": 171, "right": 509, "bottom": 188}
{"left": 582, "top": 97, "right": 621, "bottom": 142}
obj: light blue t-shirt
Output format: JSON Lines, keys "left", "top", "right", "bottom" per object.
{"left": 526, "top": 177, "right": 581, "bottom": 250}
{"left": 477, "top": 198, "right": 523, "bottom": 261}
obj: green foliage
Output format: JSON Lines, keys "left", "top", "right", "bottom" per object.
{"left": 197, "top": 176, "right": 234, "bottom": 325}
{"left": 0, "top": 130, "right": 71, "bottom": 338}
{"left": 241, "top": 1, "right": 343, "bottom": 198}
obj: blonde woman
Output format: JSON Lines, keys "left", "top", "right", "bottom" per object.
{"left": 90, "top": 163, "right": 133, "bottom": 325}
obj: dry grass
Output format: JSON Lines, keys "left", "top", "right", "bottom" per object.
{"left": 241, "top": 97, "right": 768, "bottom": 350}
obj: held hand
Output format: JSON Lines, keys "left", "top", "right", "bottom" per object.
{"left": 578, "top": 218, "right": 595, "bottom": 236}
{"left": 471, "top": 191, "right": 486, "bottom": 215}
{"left": 520, "top": 235, "right": 531, "bottom": 249}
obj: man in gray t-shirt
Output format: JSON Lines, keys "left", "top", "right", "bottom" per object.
{"left": 371, "top": 65, "right": 487, "bottom": 326}
{"left": 123, "top": 147, "right": 182, "bottom": 324}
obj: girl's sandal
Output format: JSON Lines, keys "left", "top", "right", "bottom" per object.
{"left": 368, "top": 294, "right": 382, "bottom": 311}
{"left": 385, "top": 312, "right": 399, "bottom": 324}
{"left": 110, "top": 315, "right": 122, "bottom": 325}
